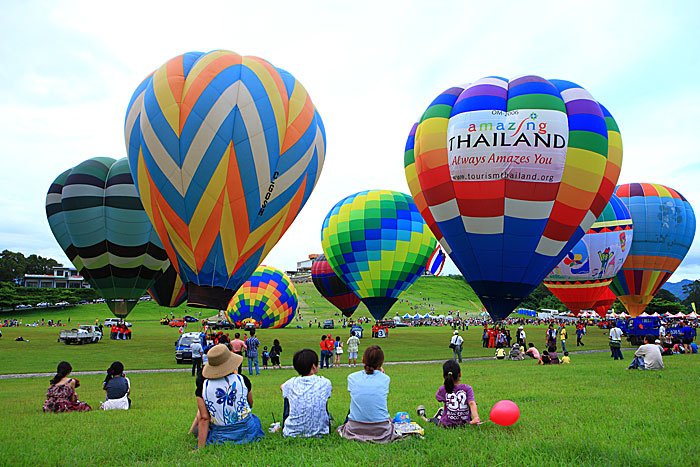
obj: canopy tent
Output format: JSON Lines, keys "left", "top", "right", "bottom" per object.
{"left": 438, "top": 315, "right": 445, "bottom": 319}
{"left": 402, "top": 313, "right": 411, "bottom": 319}
{"left": 422, "top": 313, "right": 432, "bottom": 319}
{"left": 413, "top": 313, "right": 422, "bottom": 319}
{"left": 639, "top": 312, "right": 650, "bottom": 317}
{"left": 651, "top": 312, "right": 661, "bottom": 317}
{"left": 687, "top": 312, "right": 698, "bottom": 319}
{"left": 671, "top": 312, "right": 686, "bottom": 318}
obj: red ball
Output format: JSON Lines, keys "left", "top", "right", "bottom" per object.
{"left": 489, "top": 400, "right": 520, "bottom": 426}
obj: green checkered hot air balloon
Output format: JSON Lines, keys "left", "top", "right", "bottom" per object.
{"left": 45, "top": 157, "right": 169, "bottom": 318}
{"left": 321, "top": 190, "right": 436, "bottom": 320}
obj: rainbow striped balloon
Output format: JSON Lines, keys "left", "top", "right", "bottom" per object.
{"left": 406, "top": 76, "right": 617, "bottom": 320}
{"left": 610, "top": 183, "right": 695, "bottom": 316}
{"left": 226, "top": 266, "right": 297, "bottom": 329}
{"left": 125, "top": 51, "right": 325, "bottom": 310}
{"left": 46, "top": 157, "right": 168, "bottom": 317}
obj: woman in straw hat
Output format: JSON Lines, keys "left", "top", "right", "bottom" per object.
{"left": 192, "top": 344, "right": 264, "bottom": 448}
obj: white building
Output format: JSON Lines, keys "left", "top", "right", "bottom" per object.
{"left": 23, "top": 266, "right": 89, "bottom": 289}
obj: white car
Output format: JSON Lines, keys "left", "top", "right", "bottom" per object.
{"left": 103, "top": 318, "right": 132, "bottom": 327}
{"left": 36, "top": 302, "right": 51, "bottom": 307}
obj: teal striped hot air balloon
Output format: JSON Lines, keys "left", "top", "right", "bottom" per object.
{"left": 45, "top": 157, "right": 169, "bottom": 317}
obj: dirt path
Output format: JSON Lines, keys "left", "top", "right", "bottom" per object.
{"left": 0, "top": 347, "right": 627, "bottom": 380}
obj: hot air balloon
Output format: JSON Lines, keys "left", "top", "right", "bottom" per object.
{"left": 321, "top": 190, "right": 436, "bottom": 320}
{"left": 592, "top": 288, "right": 617, "bottom": 318}
{"left": 226, "top": 265, "right": 297, "bottom": 328}
{"left": 406, "top": 76, "right": 617, "bottom": 320}
{"left": 425, "top": 246, "right": 447, "bottom": 276}
{"left": 46, "top": 157, "right": 169, "bottom": 317}
{"left": 311, "top": 254, "right": 360, "bottom": 317}
{"left": 610, "top": 183, "right": 696, "bottom": 316}
{"left": 125, "top": 50, "right": 325, "bottom": 310}
{"left": 544, "top": 194, "right": 633, "bottom": 314}
{"left": 147, "top": 262, "right": 187, "bottom": 307}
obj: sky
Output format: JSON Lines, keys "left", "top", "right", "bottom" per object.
{"left": 1, "top": 0, "right": 699, "bottom": 282}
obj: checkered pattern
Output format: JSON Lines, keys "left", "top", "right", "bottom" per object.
{"left": 226, "top": 265, "right": 297, "bottom": 328}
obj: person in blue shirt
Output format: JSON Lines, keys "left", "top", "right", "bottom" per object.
{"left": 681, "top": 323, "right": 696, "bottom": 354}
{"left": 337, "top": 345, "right": 402, "bottom": 443}
{"left": 245, "top": 329, "right": 261, "bottom": 376}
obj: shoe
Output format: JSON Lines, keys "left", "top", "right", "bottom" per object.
{"left": 416, "top": 405, "right": 426, "bottom": 417}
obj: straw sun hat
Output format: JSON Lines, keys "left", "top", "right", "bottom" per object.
{"left": 202, "top": 344, "right": 244, "bottom": 379}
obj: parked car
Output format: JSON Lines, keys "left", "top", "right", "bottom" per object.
{"left": 54, "top": 301, "right": 70, "bottom": 306}
{"left": 59, "top": 325, "right": 102, "bottom": 345}
{"left": 183, "top": 315, "right": 199, "bottom": 323}
{"left": 169, "top": 318, "right": 186, "bottom": 328}
{"left": 175, "top": 332, "right": 206, "bottom": 364}
{"left": 205, "top": 319, "right": 236, "bottom": 330}
{"left": 323, "top": 319, "right": 335, "bottom": 329}
{"left": 104, "top": 318, "right": 132, "bottom": 327}
{"left": 36, "top": 302, "right": 51, "bottom": 307}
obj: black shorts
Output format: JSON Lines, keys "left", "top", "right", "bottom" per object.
{"left": 683, "top": 338, "right": 693, "bottom": 345}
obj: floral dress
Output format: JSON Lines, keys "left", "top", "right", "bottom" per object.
{"left": 43, "top": 379, "right": 92, "bottom": 413}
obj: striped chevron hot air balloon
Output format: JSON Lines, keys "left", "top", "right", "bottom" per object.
{"left": 125, "top": 51, "right": 326, "bottom": 310}
{"left": 147, "top": 261, "right": 187, "bottom": 308}
{"left": 46, "top": 157, "right": 169, "bottom": 317}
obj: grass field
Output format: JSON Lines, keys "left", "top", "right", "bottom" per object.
{"left": 1, "top": 353, "right": 698, "bottom": 466}
{"left": 2, "top": 276, "right": 698, "bottom": 465}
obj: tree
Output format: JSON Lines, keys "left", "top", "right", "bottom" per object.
{"left": 0, "top": 250, "right": 27, "bottom": 282}
{"left": 644, "top": 296, "right": 687, "bottom": 315}
{"left": 520, "top": 283, "right": 565, "bottom": 312}
{"left": 682, "top": 280, "right": 700, "bottom": 309}
{"left": 25, "top": 254, "right": 60, "bottom": 275}
{"left": 656, "top": 288, "right": 679, "bottom": 303}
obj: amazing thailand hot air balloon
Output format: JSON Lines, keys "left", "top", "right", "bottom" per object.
{"left": 321, "top": 190, "right": 436, "bottom": 320}
{"left": 147, "top": 262, "right": 187, "bottom": 307}
{"left": 544, "top": 194, "right": 633, "bottom": 314}
{"left": 125, "top": 50, "right": 325, "bottom": 310}
{"left": 311, "top": 254, "right": 360, "bottom": 317}
{"left": 226, "top": 265, "right": 297, "bottom": 328}
{"left": 425, "top": 246, "right": 447, "bottom": 276}
{"left": 592, "top": 287, "right": 617, "bottom": 318}
{"left": 406, "top": 76, "right": 619, "bottom": 320}
{"left": 610, "top": 183, "right": 696, "bottom": 316}
{"left": 46, "top": 157, "right": 169, "bottom": 317}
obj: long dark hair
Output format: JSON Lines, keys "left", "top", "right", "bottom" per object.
{"left": 50, "top": 361, "right": 72, "bottom": 385}
{"left": 443, "top": 360, "right": 461, "bottom": 394}
{"left": 104, "top": 361, "right": 124, "bottom": 385}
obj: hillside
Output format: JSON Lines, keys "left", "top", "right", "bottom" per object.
{"left": 662, "top": 279, "right": 693, "bottom": 300}
{"left": 295, "top": 275, "right": 482, "bottom": 320}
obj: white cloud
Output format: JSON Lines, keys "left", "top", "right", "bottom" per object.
{"left": 1, "top": 0, "right": 699, "bottom": 285}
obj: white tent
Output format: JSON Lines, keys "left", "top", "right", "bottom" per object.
{"left": 402, "top": 313, "right": 411, "bottom": 319}
{"left": 671, "top": 312, "right": 686, "bottom": 319}
{"left": 651, "top": 312, "right": 661, "bottom": 317}
{"left": 413, "top": 313, "right": 422, "bottom": 319}
{"left": 422, "top": 313, "right": 432, "bottom": 319}
{"left": 438, "top": 315, "right": 445, "bottom": 319}
{"left": 639, "top": 312, "right": 650, "bottom": 317}
{"left": 687, "top": 312, "right": 698, "bottom": 319}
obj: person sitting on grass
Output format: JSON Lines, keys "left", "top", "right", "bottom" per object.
{"left": 337, "top": 345, "right": 402, "bottom": 443}
{"left": 101, "top": 361, "right": 131, "bottom": 410}
{"left": 628, "top": 335, "right": 664, "bottom": 370}
{"left": 191, "top": 344, "right": 264, "bottom": 448}
{"left": 525, "top": 343, "right": 540, "bottom": 360}
{"left": 508, "top": 343, "right": 524, "bottom": 360}
{"left": 547, "top": 346, "right": 560, "bottom": 364}
{"left": 416, "top": 360, "right": 480, "bottom": 427}
{"left": 43, "top": 361, "right": 91, "bottom": 413}
{"left": 538, "top": 350, "right": 551, "bottom": 365}
{"left": 495, "top": 346, "right": 506, "bottom": 360}
{"left": 561, "top": 352, "right": 571, "bottom": 364}
{"left": 280, "top": 349, "right": 332, "bottom": 437}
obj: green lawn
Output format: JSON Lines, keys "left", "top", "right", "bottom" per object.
{"left": 0, "top": 353, "right": 698, "bottom": 465}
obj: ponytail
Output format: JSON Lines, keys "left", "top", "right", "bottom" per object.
{"left": 442, "top": 360, "right": 461, "bottom": 394}
{"left": 50, "top": 361, "right": 72, "bottom": 386}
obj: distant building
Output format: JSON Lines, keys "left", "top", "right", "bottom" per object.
{"left": 23, "top": 266, "right": 89, "bottom": 289}
{"left": 289, "top": 253, "right": 320, "bottom": 283}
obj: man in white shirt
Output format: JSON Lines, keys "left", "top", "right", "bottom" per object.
{"left": 190, "top": 339, "right": 204, "bottom": 377}
{"left": 451, "top": 331, "right": 464, "bottom": 362}
{"left": 658, "top": 323, "right": 666, "bottom": 339}
{"left": 609, "top": 323, "right": 623, "bottom": 360}
{"left": 629, "top": 335, "right": 664, "bottom": 370}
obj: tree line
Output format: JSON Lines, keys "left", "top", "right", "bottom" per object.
{"left": 0, "top": 250, "right": 62, "bottom": 282}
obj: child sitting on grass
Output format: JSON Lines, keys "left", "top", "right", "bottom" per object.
{"left": 561, "top": 352, "right": 571, "bottom": 364}
{"left": 417, "top": 360, "right": 480, "bottom": 427}
{"left": 280, "top": 349, "right": 332, "bottom": 437}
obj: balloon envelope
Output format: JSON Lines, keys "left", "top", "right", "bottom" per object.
{"left": 311, "top": 254, "right": 360, "bottom": 317}
{"left": 544, "top": 194, "right": 633, "bottom": 313}
{"left": 592, "top": 288, "right": 617, "bottom": 318}
{"left": 406, "top": 77, "right": 616, "bottom": 320}
{"left": 226, "top": 265, "right": 298, "bottom": 329}
{"left": 147, "top": 261, "right": 187, "bottom": 307}
{"left": 46, "top": 157, "right": 168, "bottom": 317}
{"left": 490, "top": 400, "right": 520, "bottom": 426}
{"left": 425, "top": 246, "right": 447, "bottom": 276}
{"left": 321, "top": 190, "right": 436, "bottom": 320}
{"left": 125, "top": 50, "right": 325, "bottom": 310}
{"left": 610, "top": 183, "right": 696, "bottom": 316}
